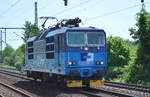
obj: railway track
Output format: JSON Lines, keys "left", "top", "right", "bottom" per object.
{"left": 0, "top": 82, "right": 31, "bottom": 97}
{"left": 0, "top": 67, "right": 149, "bottom": 97}
{"left": 0, "top": 67, "right": 25, "bottom": 76}
{"left": 0, "top": 68, "right": 30, "bottom": 80}
{"left": 105, "top": 81, "right": 150, "bottom": 93}
{"left": 0, "top": 94, "right": 3, "bottom": 97}
{"left": 78, "top": 87, "right": 133, "bottom": 97}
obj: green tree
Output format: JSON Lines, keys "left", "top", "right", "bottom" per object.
{"left": 14, "top": 45, "right": 25, "bottom": 69}
{"left": 22, "top": 21, "right": 39, "bottom": 42}
{"left": 105, "top": 37, "right": 130, "bottom": 80}
{"left": 128, "top": 9, "right": 150, "bottom": 84}
{"left": 107, "top": 36, "right": 130, "bottom": 66}
{"left": 3, "top": 45, "right": 15, "bottom": 66}
{"left": 3, "top": 44, "right": 14, "bottom": 59}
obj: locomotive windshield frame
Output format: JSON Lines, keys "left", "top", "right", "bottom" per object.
{"left": 87, "top": 32, "right": 105, "bottom": 46}
{"left": 67, "top": 32, "right": 86, "bottom": 46}
{"left": 67, "top": 31, "right": 105, "bottom": 47}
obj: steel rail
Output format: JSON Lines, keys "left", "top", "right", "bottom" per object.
{"left": 73, "top": 87, "right": 134, "bottom": 97}
{"left": 0, "top": 69, "right": 26, "bottom": 76}
{"left": 0, "top": 69, "right": 31, "bottom": 81}
{"left": 0, "top": 82, "right": 31, "bottom": 97}
{"left": 105, "top": 81, "right": 150, "bottom": 93}
{"left": 0, "top": 94, "right": 3, "bottom": 97}
{"left": 105, "top": 81, "right": 150, "bottom": 89}
{"left": 90, "top": 88, "right": 133, "bottom": 97}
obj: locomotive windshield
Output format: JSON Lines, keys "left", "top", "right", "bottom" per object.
{"left": 87, "top": 33, "right": 105, "bottom": 46}
{"left": 67, "top": 32, "right": 105, "bottom": 46}
{"left": 67, "top": 32, "right": 85, "bottom": 46}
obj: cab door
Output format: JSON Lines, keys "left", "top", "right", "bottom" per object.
{"left": 56, "top": 34, "right": 65, "bottom": 73}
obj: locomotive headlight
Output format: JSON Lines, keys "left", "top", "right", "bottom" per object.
{"left": 96, "top": 61, "right": 104, "bottom": 65}
{"left": 72, "top": 62, "right": 76, "bottom": 65}
{"left": 84, "top": 47, "right": 88, "bottom": 51}
{"left": 68, "top": 62, "right": 76, "bottom": 65}
{"left": 100, "top": 61, "right": 104, "bottom": 65}
{"left": 96, "top": 61, "right": 100, "bottom": 65}
{"left": 68, "top": 62, "right": 72, "bottom": 65}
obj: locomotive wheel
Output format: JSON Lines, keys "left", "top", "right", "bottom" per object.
{"left": 62, "top": 77, "right": 67, "bottom": 87}
{"left": 27, "top": 71, "right": 31, "bottom": 77}
{"left": 56, "top": 76, "right": 66, "bottom": 87}
{"left": 33, "top": 77, "right": 38, "bottom": 81}
{"left": 41, "top": 73, "right": 49, "bottom": 82}
{"left": 84, "top": 81, "right": 90, "bottom": 87}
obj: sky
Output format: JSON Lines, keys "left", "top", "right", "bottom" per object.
{"left": 0, "top": 0, "right": 150, "bottom": 49}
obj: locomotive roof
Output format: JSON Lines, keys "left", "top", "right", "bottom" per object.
{"left": 26, "top": 36, "right": 37, "bottom": 42}
{"left": 46, "top": 27, "right": 67, "bottom": 37}
{"left": 46, "top": 27, "right": 104, "bottom": 37}
{"left": 26, "top": 27, "right": 105, "bottom": 42}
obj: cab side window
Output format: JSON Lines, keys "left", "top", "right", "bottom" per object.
{"left": 58, "top": 34, "right": 65, "bottom": 51}
{"left": 27, "top": 41, "right": 34, "bottom": 59}
{"left": 45, "top": 36, "right": 55, "bottom": 59}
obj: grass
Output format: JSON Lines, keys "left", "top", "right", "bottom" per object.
{"left": 0, "top": 64, "right": 16, "bottom": 69}
{"left": 146, "top": 82, "right": 150, "bottom": 86}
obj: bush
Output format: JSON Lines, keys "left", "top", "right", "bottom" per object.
{"left": 3, "top": 52, "right": 15, "bottom": 66}
{"left": 105, "top": 66, "right": 124, "bottom": 80}
{"left": 105, "top": 37, "right": 131, "bottom": 81}
{"left": 107, "top": 37, "right": 130, "bottom": 66}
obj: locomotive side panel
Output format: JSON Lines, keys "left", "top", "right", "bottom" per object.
{"left": 26, "top": 39, "right": 56, "bottom": 73}
{"left": 25, "top": 37, "right": 35, "bottom": 71}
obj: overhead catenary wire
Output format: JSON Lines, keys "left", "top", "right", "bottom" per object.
{"left": 68, "top": 0, "right": 105, "bottom": 17}
{"left": 40, "top": 0, "right": 55, "bottom": 10}
{"left": 53, "top": 0, "right": 93, "bottom": 16}
{"left": 0, "top": 0, "right": 21, "bottom": 17}
{"left": 84, "top": 1, "right": 150, "bottom": 22}
{"left": 7, "top": 39, "right": 22, "bottom": 41}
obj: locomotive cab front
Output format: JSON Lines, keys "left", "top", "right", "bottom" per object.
{"left": 65, "top": 28, "right": 107, "bottom": 87}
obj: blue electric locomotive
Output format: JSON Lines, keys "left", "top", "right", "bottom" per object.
{"left": 25, "top": 18, "right": 107, "bottom": 87}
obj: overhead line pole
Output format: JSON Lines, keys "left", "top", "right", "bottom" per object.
{"left": 0, "top": 27, "right": 24, "bottom": 64}
{"left": 35, "top": 1, "right": 38, "bottom": 27}
{"left": 0, "top": 27, "right": 24, "bottom": 43}
{"left": 4, "top": 29, "right": 6, "bottom": 43}
{"left": 141, "top": 0, "right": 145, "bottom": 11}
{"left": 0, "top": 31, "right": 2, "bottom": 63}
